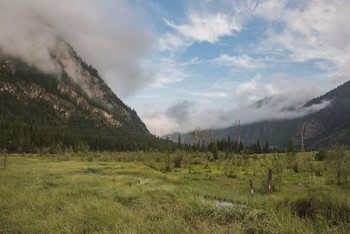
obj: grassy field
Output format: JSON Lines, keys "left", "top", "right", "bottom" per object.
{"left": 1, "top": 152, "right": 350, "bottom": 233}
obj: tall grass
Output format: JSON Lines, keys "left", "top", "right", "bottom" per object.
{"left": 1, "top": 153, "right": 349, "bottom": 233}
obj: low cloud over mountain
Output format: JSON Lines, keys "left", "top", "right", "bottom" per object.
{"left": 0, "top": 0, "right": 153, "bottom": 97}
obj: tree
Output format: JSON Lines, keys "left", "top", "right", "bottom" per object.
{"left": 177, "top": 134, "right": 182, "bottom": 150}
{"left": 327, "top": 145, "right": 350, "bottom": 184}
{"left": 165, "top": 137, "right": 171, "bottom": 172}
{"left": 173, "top": 149, "right": 183, "bottom": 168}
{"left": 209, "top": 140, "right": 219, "bottom": 161}
{"left": 256, "top": 140, "right": 262, "bottom": 154}
{"left": 263, "top": 142, "right": 270, "bottom": 153}
{"left": 238, "top": 140, "right": 244, "bottom": 153}
{"left": 287, "top": 137, "right": 296, "bottom": 155}
{"left": 189, "top": 128, "right": 216, "bottom": 169}
{"left": 286, "top": 137, "right": 297, "bottom": 170}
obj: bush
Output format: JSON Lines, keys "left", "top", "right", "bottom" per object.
{"left": 313, "top": 163, "right": 324, "bottom": 177}
{"left": 293, "top": 196, "right": 317, "bottom": 219}
{"left": 290, "top": 189, "right": 350, "bottom": 225}
{"left": 315, "top": 148, "right": 328, "bottom": 161}
{"left": 293, "top": 163, "right": 299, "bottom": 173}
{"left": 173, "top": 151, "right": 183, "bottom": 168}
{"left": 227, "top": 168, "right": 237, "bottom": 178}
{"left": 192, "top": 157, "right": 202, "bottom": 165}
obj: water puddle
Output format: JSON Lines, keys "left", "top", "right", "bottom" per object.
{"left": 214, "top": 199, "right": 247, "bottom": 210}
{"left": 215, "top": 200, "right": 234, "bottom": 208}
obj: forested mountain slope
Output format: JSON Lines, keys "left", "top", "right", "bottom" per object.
{"left": 169, "top": 80, "right": 350, "bottom": 151}
{"left": 216, "top": 80, "right": 350, "bottom": 150}
{"left": 0, "top": 41, "right": 161, "bottom": 153}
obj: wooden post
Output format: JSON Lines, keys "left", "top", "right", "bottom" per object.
{"left": 249, "top": 180, "right": 254, "bottom": 196}
{"left": 268, "top": 168, "right": 272, "bottom": 195}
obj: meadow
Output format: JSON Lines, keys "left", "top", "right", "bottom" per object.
{"left": 1, "top": 150, "right": 350, "bottom": 233}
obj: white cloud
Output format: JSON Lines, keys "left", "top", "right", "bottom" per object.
{"left": 213, "top": 54, "right": 266, "bottom": 69}
{"left": 147, "top": 56, "right": 203, "bottom": 88}
{"left": 141, "top": 111, "right": 179, "bottom": 137}
{"left": 253, "top": 0, "right": 286, "bottom": 20}
{"left": 148, "top": 57, "right": 194, "bottom": 88}
{"left": 158, "top": 32, "right": 190, "bottom": 52}
{"left": 134, "top": 95, "right": 160, "bottom": 99}
{"left": 143, "top": 75, "right": 327, "bottom": 136}
{"left": 255, "top": 0, "right": 350, "bottom": 85}
{"left": 234, "top": 76, "right": 277, "bottom": 103}
{"left": 235, "top": 74, "right": 324, "bottom": 106}
{"left": 143, "top": 95, "right": 330, "bottom": 136}
{"left": 0, "top": 0, "right": 153, "bottom": 98}
{"left": 180, "top": 90, "right": 229, "bottom": 98}
{"left": 165, "top": 12, "right": 241, "bottom": 43}
{"left": 157, "top": 1, "right": 253, "bottom": 52}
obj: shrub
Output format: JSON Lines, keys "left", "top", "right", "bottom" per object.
{"left": 173, "top": 151, "right": 183, "bottom": 168}
{"left": 192, "top": 157, "right": 202, "bottom": 165}
{"left": 315, "top": 148, "right": 328, "bottom": 161}
{"left": 313, "top": 163, "right": 324, "bottom": 177}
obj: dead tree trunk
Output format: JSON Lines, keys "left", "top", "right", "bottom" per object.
{"left": 268, "top": 168, "right": 272, "bottom": 195}
{"left": 249, "top": 180, "right": 254, "bottom": 196}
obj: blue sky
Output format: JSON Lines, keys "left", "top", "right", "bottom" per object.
{"left": 120, "top": 0, "right": 350, "bottom": 136}
{"left": 1, "top": 0, "right": 349, "bottom": 136}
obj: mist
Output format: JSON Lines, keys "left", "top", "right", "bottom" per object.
{"left": 143, "top": 97, "right": 330, "bottom": 137}
{"left": 0, "top": 0, "right": 153, "bottom": 97}
{"left": 142, "top": 79, "right": 330, "bottom": 136}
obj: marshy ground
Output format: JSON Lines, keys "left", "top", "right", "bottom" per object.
{"left": 1, "top": 152, "right": 349, "bottom": 233}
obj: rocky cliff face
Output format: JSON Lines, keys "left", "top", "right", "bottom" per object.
{"left": 0, "top": 40, "right": 157, "bottom": 152}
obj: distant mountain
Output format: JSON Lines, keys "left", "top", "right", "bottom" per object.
{"left": 0, "top": 40, "right": 161, "bottom": 153}
{"left": 219, "top": 80, "right": 350, "bottom": 150}
{"left": 168, "top": 80, "right": 350, "bottom": 151}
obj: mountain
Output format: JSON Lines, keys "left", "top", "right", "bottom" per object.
{"left": 218, "top": 80, "right": 350, "bottom": 150}
{"left": 0, "top": 40, "right": 161, "bottom": 153}
{"left": 169, "top": 80, "right": 350, "bottom": 151}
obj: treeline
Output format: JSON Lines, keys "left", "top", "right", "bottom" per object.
{"left": 0, "top": 54, "right": 167, "bottom": 153}
{"left": 216, "top": 137, "right": 274, "bottom": 154}
{"left": 165, "top": 135, "right": 278, "bottom": 157}
{"left": 0, "top": 92, "right": 164, "bottom": 153}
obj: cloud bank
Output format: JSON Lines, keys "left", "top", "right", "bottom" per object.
{"left": 142, "top": 77, "right": 328, "bottom": 136}
{"left": 0, "top": 0, "right": 152, "bottom": 97}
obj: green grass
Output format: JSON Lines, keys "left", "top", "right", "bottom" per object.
{"left": 1, "top": 153, "right": 350, "bottom": 233}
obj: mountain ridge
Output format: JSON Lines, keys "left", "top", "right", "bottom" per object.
{"left": 0, "top": 39, "right": 161, "bottom": 153}
{"left": 168, "top": 80, "right": 350, "bottom": 151}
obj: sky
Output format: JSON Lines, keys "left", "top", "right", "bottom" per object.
{"left": 1, "top": 0, "right": 350, "bottom": 136}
